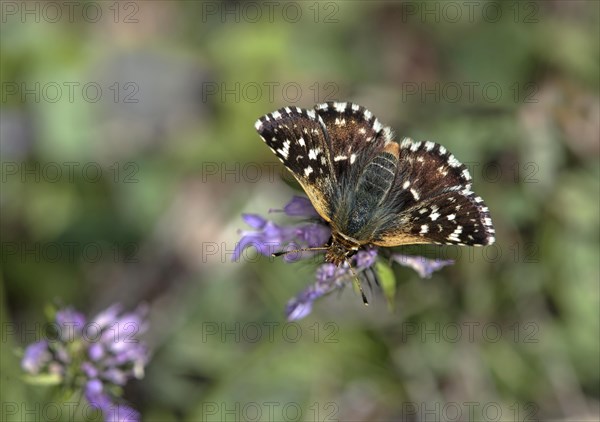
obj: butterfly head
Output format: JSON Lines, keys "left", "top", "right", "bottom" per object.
{"left": 325, "top": 231, "right": 361, "bottom": 267}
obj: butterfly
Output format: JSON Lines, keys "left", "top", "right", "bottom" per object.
{"left": 254, "top": 102, "right": 495, "bottom": 289}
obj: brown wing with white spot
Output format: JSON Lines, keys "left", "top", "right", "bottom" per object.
{"left": 314, "top": 102, "right": 395, "bottom": 181}
{"left": 255, "top": 106, "right": 336, "bottom": 222}
{"left": 372, "top": 139, "right": 495, "bottom": 246}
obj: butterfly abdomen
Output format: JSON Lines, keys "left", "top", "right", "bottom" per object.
{"left": 336, "top": 152, "right": 399, "bottom": 240}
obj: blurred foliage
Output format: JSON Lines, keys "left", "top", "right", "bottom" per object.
{"left": 1, "top": 1, "right": 599, "bottom": 421}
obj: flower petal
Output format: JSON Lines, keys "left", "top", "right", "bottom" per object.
{"left": 242, "top": 213, "right": 267, "bottom": 229}
{"left": 390, "top": 254, "right": 454, "bottom": 278}
{"left": 282, "top": 196, "right": 320, "bottom": 218}
{"left": 21, "top": 341, "right": 50, "bottom": 374}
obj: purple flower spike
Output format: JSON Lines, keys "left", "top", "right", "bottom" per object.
{"left": 279, "top": 196, "right": 320, "bottom": 218}
{"left": 22, "top": 303, "right": 149, "bottom": 422}
{"left": 22, "top": 341, "right": 51, "bottom": 374}
{"left": 390, "top": 254, "right": 454, "bottom": 278}
{"left": 238, "top": 196, "right": 459, "bottom": 320}
{"left": 233, "top": 202, "right": 332, "bottom": 262}
{"left": 286, "top": 263, "right": 351, "bottom": 321}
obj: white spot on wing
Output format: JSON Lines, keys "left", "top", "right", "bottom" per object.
{"left": 410, "top": 188, "right": 420, "bottom": 200}
{"left": 307, "top": 109, "right": 316, "bottom": 119}
{"left": 447, "top": 154, "right": 461, "bottom": 168}
{"left": 272, "top": 111, "right": 282, "bottom": 119}
{"left": 308, "top": 148, "right": 319, "bottom": 160}
{"left": 363, "top": 109, "right": 373, "bottom": 120}
{"left": 402, "top": 181, "right": 410, "bottom": 189}
{"left": 401, "top": 138, "right": 413, "bottom": 148}
{"left": 351, "top": 103, "right": 359, "bottom": 111}
{"left": 425, "top": 141, "right": 435, "bottom": 151}
{"left": 298, "top": 137, "right": 306, "bottom": 147}
{"left": 383, "top": 127, "right": 394, "bottom": 141}
{"left": 420, "top": 225, "right": 429, "bottom": 234}
{"left": 276, "top": 140, "right": 290, "bottom": 159}
{"left": 430, "top": 211, "right": 440, "bottom": 221}
{"left": 334, "top": 102, "right": 346, "bottom": 112}
{"left": 304, "top": 166, "right": 313, "bottom": 177}
{"left": 373, "top": 119, "right": 383, "bottom": 132}
{"left": 254, "top": 120, "right": 262, "bottom": 130}
{"left": 448, "top": 225, "right": 463, "bottom": 242}
{"left": 350, "top": 153, "right": 357, "bottom": 164}
{"left": 334, "top": 155, "right": 348, "bottom": 161}
{"left": 447, "top": 214, "right": 456, "bottom": 220}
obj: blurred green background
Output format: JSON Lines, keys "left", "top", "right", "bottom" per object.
{"left": 1, "top": 1, "right": 599, "bottom": 421}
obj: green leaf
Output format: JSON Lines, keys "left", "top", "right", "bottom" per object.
{"left": 375, "top": 260, "right": 396, "bottom": 311}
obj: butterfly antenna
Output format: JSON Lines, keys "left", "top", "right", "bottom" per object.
{"left": 346, "top": 258, "right": 368, "bottom": 306}
{"left": 272, "top": 247, "right": 328, "bottom": 258}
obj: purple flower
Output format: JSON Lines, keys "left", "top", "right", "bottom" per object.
{"left": 390, "top": 254, "right": 454, "bottom": 278}
{"left": 90, "top": 304, "right": 123, "bottom": 332}
{"left": 237, "top": 196, "right": 457, "bottom": 320}
{"left": 21, "top": 341, "right": 51, "bottom": 374}
{"left": 21, "top": 304, "right": 148, "bottom": 422}
{"left": 55, "top": 308, "right": 86, "bottom": 341}
{"left": 233, "top": 198, "right": 331, "bottom": 262}
{"left": 270, "top": 195, "right": 320, "bottom": 218}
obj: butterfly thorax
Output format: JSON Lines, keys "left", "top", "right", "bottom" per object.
{"left": 325, "top": 231, "right": 361, "bottom": 266}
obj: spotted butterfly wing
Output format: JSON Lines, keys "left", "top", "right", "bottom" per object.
{"left": 372, "top": 138, "right": 495, "bottom": 246}
{"left": 255, "top": 106, "right": 336, "bottom": 223}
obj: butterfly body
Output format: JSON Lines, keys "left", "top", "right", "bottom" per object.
{"left": 255, "top": 102, "right": 495, "bottom": 267}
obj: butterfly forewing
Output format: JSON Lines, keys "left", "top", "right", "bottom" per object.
{"left": 314, "top": 102, "right": 395, "bottom": 180}
{"left": 374, "top": 139, "right": 494, "bottom": 246}
{"left": 255, "top": 106, "right": 336, "bottom": 222}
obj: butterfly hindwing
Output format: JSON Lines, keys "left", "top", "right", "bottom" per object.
{"left": 255, "top": 106, "right": 336, "bottom": 222}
